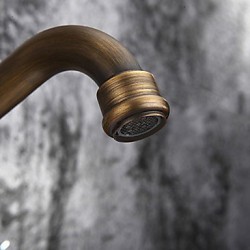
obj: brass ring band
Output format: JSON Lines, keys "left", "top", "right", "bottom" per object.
{"left": 97, "top": 70, "right": 170, "bottom": 139}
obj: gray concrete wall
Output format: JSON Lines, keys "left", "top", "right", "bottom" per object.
{"left": 0, "top": 0, "right": 250, "bottom": 249}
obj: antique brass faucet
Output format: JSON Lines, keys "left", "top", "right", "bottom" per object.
{"left": 0, "top": 25, "right": 169, "bottom": 142}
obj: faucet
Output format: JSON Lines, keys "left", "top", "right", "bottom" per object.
{"left": 0, "top": 25, "right": 169, "bottom": 142}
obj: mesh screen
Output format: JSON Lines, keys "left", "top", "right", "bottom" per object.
{"left": 118, "top": 116, "right": 160, "bottom": 137}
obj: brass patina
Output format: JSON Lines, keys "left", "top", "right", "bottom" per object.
{"left": 97, "top": 71, "right": 169, "bottom": 142}
{"left": 0, "top": 25, "right": 169, "bottom": 142}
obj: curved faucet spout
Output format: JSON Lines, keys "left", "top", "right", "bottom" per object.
{"left": 0, "top": 25, "right": 169, "bottom": 142}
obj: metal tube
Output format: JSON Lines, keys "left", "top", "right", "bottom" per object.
{"left": 0, "top": 25, "right": 141, "bottom": 118}
{"left": 0, "top": 25, "right": 169, "bottom": 142}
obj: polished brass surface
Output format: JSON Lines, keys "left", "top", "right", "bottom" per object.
{"left": 0, "top": 25, "right": 170, "bottom": 142}
{"left": 97, "top": 71, "right": 169, "bottom": 142}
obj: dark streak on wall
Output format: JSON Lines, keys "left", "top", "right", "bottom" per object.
{"left": 47, "top": 100, "right": 82, "bottom": 250}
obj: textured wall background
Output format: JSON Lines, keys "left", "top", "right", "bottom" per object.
{"left": 0, "top": 0, "right": 250, "bottom": 250}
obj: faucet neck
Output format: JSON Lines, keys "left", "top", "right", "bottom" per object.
{"left": 0, "top": 25, "right": 141, "bottom": 118}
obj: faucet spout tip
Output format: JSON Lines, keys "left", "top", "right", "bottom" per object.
{"left": 97, "top": 70, "right": 170, "bottom": 142}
